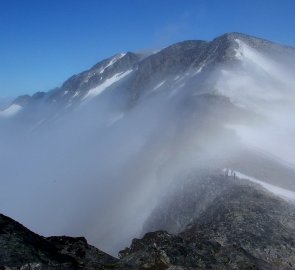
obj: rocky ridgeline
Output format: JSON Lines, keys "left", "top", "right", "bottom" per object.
{"left": 1, "top": 174, "right": 295, "bottom": 269}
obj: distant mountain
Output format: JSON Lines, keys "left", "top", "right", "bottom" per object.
{"left": 3, "top": 32, "right": 295, "bottom": 121}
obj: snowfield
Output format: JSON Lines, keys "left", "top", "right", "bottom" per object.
{"left": 83, "top": 69, "right": 133, "bottom": 100}
{"left": 230, "top": 169, "right": 295, "bottom": 202}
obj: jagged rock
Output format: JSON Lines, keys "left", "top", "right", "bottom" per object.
{"left": 183, "top": 178, "right": 295, "bottom": 269}
{"left": 0, "top": 214, "right": 124, "bottom": 269}
{"left": 46, "top": 236, "right": 121, "bottom": 269}
{"left": 0, "top": 214, "right": 76, "bottom": 269}
{"left": 119, "top": 230, "right": 274, "bottom": 269}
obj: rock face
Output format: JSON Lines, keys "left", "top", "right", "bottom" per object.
{"left": 119, "top": 231, "right": 274, "bottom": 270}
{"left": 184, "top": 181, "right": 295, "bottom": 269}
{"left": 0, "top": 213, "right": 76, "bottom": 269}
{"left": 0, "top": 214, "right": 123, "bottom": 269}
{"left": 46, "top": 236, "right": 122, "bottom": 270}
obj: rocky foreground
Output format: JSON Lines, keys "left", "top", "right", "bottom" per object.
{"left": 1, "top": 174, "right": 295, "bottom": 269}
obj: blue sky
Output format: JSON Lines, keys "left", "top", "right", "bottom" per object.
{"left": 1, "top": 0, "right": 295, "bottom": 98}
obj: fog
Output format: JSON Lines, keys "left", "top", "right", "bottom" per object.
{"left": 1, "top": 40, "right": 295, "bottom": 255}
{"left": 215, "top": 40, "right": 295, "bottom": 166}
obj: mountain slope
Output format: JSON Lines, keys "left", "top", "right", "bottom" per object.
{"left": 4, "top": 32, "right": 295, "bottom": 118}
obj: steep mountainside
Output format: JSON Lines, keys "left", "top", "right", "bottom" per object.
{"left": 2, "top": 32, "right": 295, "bottom": 121}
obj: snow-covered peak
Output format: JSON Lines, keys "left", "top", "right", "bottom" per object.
{"left": 0, "top": 104, "right": 23, "bottom": 117}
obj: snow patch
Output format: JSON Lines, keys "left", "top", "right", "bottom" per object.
{"left": 193, "top": 64, "right": 205, "bottom": 75}
{"left": 0, "top": 104, "right": 22, "bottom": 117}
{"left": 99, "top": 53, "right": 126, "bottom": 74}
{"left": 72, "top": 91, "right": 80, "bottom": 98}
{"left": 83, "top": 69, "right": 133, "bottom": 100}
{"left": 153, "top": 80, "right": 166, "bottom": 91}
{"left": 226, "top": 169, "right": 295, "bottom": 202}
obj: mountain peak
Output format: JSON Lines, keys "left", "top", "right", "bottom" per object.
{"left": 3, "top": 32, "right": 295, "bottom": 120}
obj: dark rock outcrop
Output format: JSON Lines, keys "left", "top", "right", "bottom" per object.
{"left": 119, "top": 230, "right": 274, "bottom": 270}
{"left": 46, "top": 236, "right": 121, "bottom": 269}
{"left": 0, "top": 214, "right": 124, "bottom": 269}
{"left": 0, "top": 213, "right": 76, "bottom": 269}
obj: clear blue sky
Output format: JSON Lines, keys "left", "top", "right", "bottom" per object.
{"left": 1, "top": 0, "right": 295, "bottom": 97}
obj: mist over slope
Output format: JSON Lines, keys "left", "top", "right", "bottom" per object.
{"left": 1, "top": 32, "right": 295, "bottom": 254}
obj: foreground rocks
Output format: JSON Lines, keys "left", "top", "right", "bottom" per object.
{"left": 119, "top": 231, "right": 274, "bottom": 270}
{"left": 1, "top": 174, "right": 295, "bottom": 269}
{"left": 121, "top": 175, "right": 295, "bottom": 269}
{"left": 0, "top": 214, "right": 125, "bottom": 269}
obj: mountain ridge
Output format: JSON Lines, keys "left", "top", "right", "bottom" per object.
{"left": 5, "top": 31, "right": 295, "bottom": 115}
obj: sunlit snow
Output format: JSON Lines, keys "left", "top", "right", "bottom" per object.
{"left": 231, "top": 169, "right": 295, "bottom": 202}
{"left": 153, "top": 80, "right": 166, "bottom": 91}
{"left": 83, "top": 69, "right": 132, "bottom": 100}
{"left": 99, "top": 53, "right": 126, "bottom": 74}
